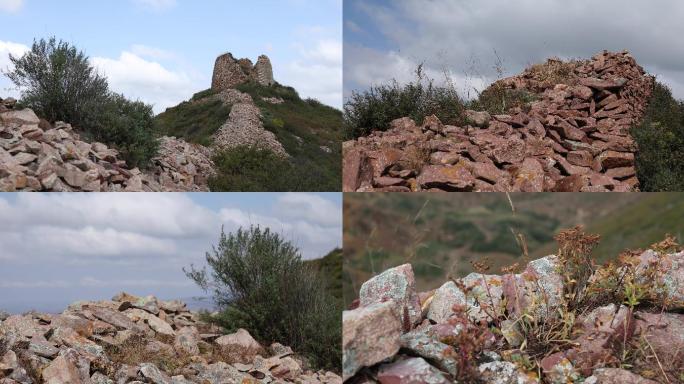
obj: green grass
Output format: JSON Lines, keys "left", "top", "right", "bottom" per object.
{"left": 153, "top": 95, "right": 232, "bottom": 147}
{"left": 631, "top": 81, "right": 684, "bottom": 191}
{"left": 587, "top": 193, "right": 684, "bottom": 261}
{"left": 235, "top": 81, "right": 342, "bottom": 191}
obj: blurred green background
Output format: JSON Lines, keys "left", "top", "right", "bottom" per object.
{"left": 343, "top": 193, "right": 684, "bottom": 307}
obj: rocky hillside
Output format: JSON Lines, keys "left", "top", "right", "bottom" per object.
{"left": 0, "top": 52, "right": 341, "bottom": 192}
{"left": 343, "top": 50, "right": 655, "bottom": 192}
{"left": 0, "top": 292, "right": 341, "bottom": 384}
{"left": 155, "top": 53, "right": 342, "bottom": 191}
{"left": 343, "top": 239, "right": 684, "bottom": 383}
{"left": 0, "top": 99, "right": 213, "bottom": 192}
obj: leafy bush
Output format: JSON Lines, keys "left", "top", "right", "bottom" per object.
{"left": 185, "top": 227, "right": 341, "bottom": 371}
{"left": 631, "top": 81, "right": 684, "bottom": 191}
{"left": 153, "top": 97, "right": 232, "bottom": 146}
{"left": 344, "top": 65, "right": 465, "bottom": 139}
{"left": 5, "top": 37, "right": 158, "bottom": 167}
{"left": 5, "top": 37, "right": 109, "bottom": 127}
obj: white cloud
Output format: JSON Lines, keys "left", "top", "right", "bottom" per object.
{"left": 278, "top": 24, "right": 342, "bottom": 109}
{"left": 346, "top": 0, "right": 684, "bottom": 100}
{"left": 0, "top": 0, "right": 23, "bottom": 13}
{"left": 132, "top": 0, "right": 176, "bottom": 11}
{"left": 0, "top": 40, "right": 29, "bottom": 98}
{"left": 91, "top": 51, "right": 199, "bottom": 113}
{"left": 276, "top": 193, "right": 341, "bottom": 227}
{"left": 0, "top": 193, "right": 217, "bottom": 238}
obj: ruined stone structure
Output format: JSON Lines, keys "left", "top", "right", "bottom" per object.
{"left": 343, "top": 51, "right": 655, "bottom": 192}
{"left": 211, "top": 52, "right": 275, "bottom": 91}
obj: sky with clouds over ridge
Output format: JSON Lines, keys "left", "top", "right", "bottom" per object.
{"left": 344, "top": 0, "right": 684, "bottom": 101}
{"left": 0, "top": 0, "right": 342, "bottom": 112}
{"left": 0, "top": 192, "right": 342, "bottom": 313}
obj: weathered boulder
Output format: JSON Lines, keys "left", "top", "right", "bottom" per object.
{"left": 214, "top": 328, "right": 265, "bottom": 363}
{"left": 427, "top": 281, "right": 466, "bottom": 324}
{"left": 359, "top": 263, "right": 422, "bottom": 327}
{"left": 343, "top": 301, "right": 403, "bottom": 381}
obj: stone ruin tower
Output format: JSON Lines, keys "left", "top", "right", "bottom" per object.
{"left": 211, "top": 52, "right": 275, "bottom": 91}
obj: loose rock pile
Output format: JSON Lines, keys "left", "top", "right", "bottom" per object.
{"left": 0, "top": 292, "right": 341, "bottom": 384}
{"left": 210, "top": 89, "right": 288, "bottom": 157}
{"left": 0, "top": 103, "right": 214, "bottom": 192}
{"left": 343, "top": 51, "right": 655, "bottom": 192}
{"left": 343, "top": 249, "right": 684, "bottom": 383}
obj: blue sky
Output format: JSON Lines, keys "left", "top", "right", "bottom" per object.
{"left": 344, "top": 0, "right": 684, "bottom": 101}
{"left": 0, "top": 192, "right": 342, "bottom": 313}
{"left": 0, "top": 0, "right": 342, "bottom": 112}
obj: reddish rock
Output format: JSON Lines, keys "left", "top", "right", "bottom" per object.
{"left": 343, "top": 301, "right": 403, "bottom": 381}
{"left": 390, "top": 117, "right": 417, "bottom": 131}
{"left": 596, "top": 151, "right": 634, "bottom": 169}
{"left": 586, "top": 368, "right": 658, "bottom": 384}
{"left": 377, "top": 357, "right": 450, "bottom": 384}
{"left": 566, "top": 150, "right": 593, "bottom": 167}
{"left": 416, "top": 165, "right": 474, "bottom": 191}
{"left": 553, "top": 174, "right": 589, "bottom": 192}
{"left": 604, "top": 166, "right": 635, "bottom": 179}
{"left": 490, "top": 137, "right": 525, "bottom": 164}
{"left": 421, "top": 114, "right": 444, "bottom": 135}
{"left": 513, "top": 157, "right": 545, "bottom": 192}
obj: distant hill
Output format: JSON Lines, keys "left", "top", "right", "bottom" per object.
{"left": 343, "top": 193, "right": 684, "bottom": 306}
{"left": 306, "top": 248, "right": 343, "bottom": 305}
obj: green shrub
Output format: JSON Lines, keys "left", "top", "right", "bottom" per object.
{"left": 5, "top": 37, "right": 158, "bottom": 167}
{"left": 343, "top": 65, "right": 465, "bottom": 139}
{"left": 632, "top": 81, "right": 684, "bottom": 191}
{"left": 468, "top": 85, "right": 537, "bottom": 115}
{"left": 184, "top": 227, "right": 341, "bottom": 371}
{"left": 5, "top": 37, "right": 109, "bottom": 127}
{"left": 93, "top": 94, "right": 159, "bottom": 168}
{"left": 208, "top": 145, "right": 329, "bottom": 191}
{"left": 153, "top": 97, "right": 232, "bottom": 146}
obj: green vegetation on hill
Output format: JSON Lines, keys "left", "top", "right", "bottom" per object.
{"left": 305, "top": 248, "right": 342, "bottom": 303}
{"left": 154, "top": 82, "right": 341, "bottom": 191}
{"left": 343, "top": 66, "right": 465, "bottom": 139}
{"left": 153, "top": 91, "right": 232, "bottom": 147}
{"left": 208, "top": 145, "right": 325, "bottom": 191}
{"left": 236, "top": 82, "right": 342, "bottom": 191}
{"left": 632, "top": 81, "right": 684, "bottom": 191}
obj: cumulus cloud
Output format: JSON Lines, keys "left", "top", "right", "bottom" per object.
{"left": 279, "top": 24, "right": 343, "bottom": 109}
{"left": 91, "top": 51, "right": 199, "bottom": 113}
{"left": 0, "top": 193, "right": 341, "bottom": 312}
{"left": 0, "top": 0, "right": 23, "bottom": 13}
{"left": 345, "top": 0, "right": 684, "bottom": 100}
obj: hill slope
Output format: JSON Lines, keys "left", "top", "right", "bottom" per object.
{"left": 154, "top": 82, "right": 341, "bottom": 191}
